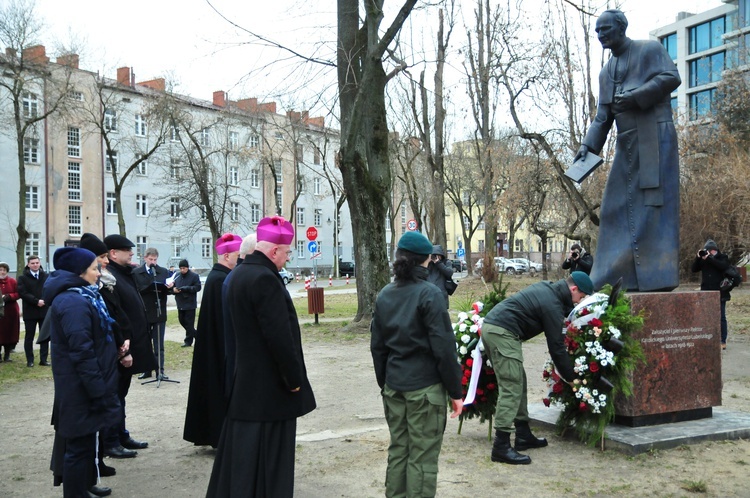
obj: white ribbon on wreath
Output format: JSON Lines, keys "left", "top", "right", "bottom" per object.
{"left": 463, "top": 337, "right": 483, "bottom": 406}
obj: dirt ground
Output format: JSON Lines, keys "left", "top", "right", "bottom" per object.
{"left": 2, "top": 302, "right": 750, "bottom": 497}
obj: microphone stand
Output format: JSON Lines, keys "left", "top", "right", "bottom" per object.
{"left": 142, "top": 264, "right": 179, "bottom": 387}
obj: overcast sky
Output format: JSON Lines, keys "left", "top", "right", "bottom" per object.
{"left": 32, "top": 0, "right": 723, "bottom": 116}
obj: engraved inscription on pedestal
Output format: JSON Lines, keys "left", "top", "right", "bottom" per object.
{"left": 614, "top": 291, "right": 722, "bottom": 426}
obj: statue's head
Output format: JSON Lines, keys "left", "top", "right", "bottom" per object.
{"left": 596, "top": 9, "right": 628, "bottom": 50}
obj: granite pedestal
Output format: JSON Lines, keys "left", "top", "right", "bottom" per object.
{"left": 613, "top": 291, "right": 722, "bottom": 426}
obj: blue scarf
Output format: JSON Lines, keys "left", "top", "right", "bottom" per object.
{"left": 68, "top": 284, "right": 115, "bottom": 337}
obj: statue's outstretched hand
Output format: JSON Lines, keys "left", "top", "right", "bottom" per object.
{"left": 574, "top": 145, "right": 590, "bottom": 163}
{"left": 613, "top": 90, "right": 636, "bottom": 111}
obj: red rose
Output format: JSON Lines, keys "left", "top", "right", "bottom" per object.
{"left": 543, "top": 398, "right": 551, "bottom": 407}
{"left": 542, "top": 370, "right": 550, "bottom": 379}
{"left": 581, "top": 308, "right": 590, "bottom": 316}
{"left": 589, "top": 361, "right": 600, "bottom": 373}
{"left": 590, "top": 318, "right": 603, "bottom": 327}
{"left": 486, "top": 369, "right": 495, "bottom": 376}
{"left": 579, "top": 402, "right": 588, "bottom": 411}
{"left": 476, "top": 388, "right": 484, "bottom": 396}
{"left": 466, "top": 358, "right": 474, "bottom": 367}
{"left": 480, "top": 396, "right": 488, "bottom": 402}
{"left": 552, "top": 382, "right": 564, "bottom": 394}
{"left": 486, "top": 383, "right": 496, "bottom": 391}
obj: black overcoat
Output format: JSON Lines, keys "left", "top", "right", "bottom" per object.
{"left": 17, "top": 267, "right": 49, "bottom": 321}
{"left": 225, "top": 251, "right": 316, "bottom": 422}
{"left": 132, "top": 264, "right": 170, "bottom": 324}
{"left": 173, "top": 270, "right": 201, "bottom": 310}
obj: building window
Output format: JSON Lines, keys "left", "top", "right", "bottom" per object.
{"left": 296, "top": 144, "right": 304, "bottom": 163}
{"left": 68, "top": 90, "right": 83, "bottom": 101}
{"left": 514, "top": 239, "right": 524, "bottom": 252}
{"left": 660, "top": 33, "right": 677, "bottom": 60}
{"left": 314, "top": 209, "right": 322, "bottom": 226}
{"left": 313, "top": 147, "right": 321, "bottom": 165}
{"left": 67, "top": 127, "right": 81, "bottom": 157}
{"left": 170, "top": 158, "right": 180, "bottom": 179}
{"left": 172, "top": 237, "right": 181, "bottom": 258}
{"left": 251, "top": 169, "right": 259, "bottom": 188}
{"left": 105, "top": 151, "right": 118, "bottom": 172}
{"left": 296, "top": 207, "right": 305, "bottom": 226}
{"left": 170, "top": 123, "right": 180, "bottom": 142}
{"left": 313, "top": 177, "right": 321, "bottom": 195}
{"left": 135, "top": 114, "right": 147, "bottom": 137}
{"left": 136, "top": 236, "right": 147, "bottom": 260}
{"left": 297, "top": 240, "right": 305, "bottom": 259}
{"left": 274, "top": 160, "right": 282, "bottom": 183}
{"left": 249, "top": 134, "right": 259, "bottom": 148}
{"left": 68, "top": 205, "right": 82, "bottom": 236}
{"left": 22, "top": 91, "right": 38, "bottom": 119}
{"left": 229, "top": 166, "right": 239, "bottom": 186}
{"left": 201, "top": 237, "right": 211, "bottom": 258}
{"left": 25, "top": 232, "right": 40, "bottom": 257}
{"left": 136, "top": 155, "right": 148, "bottom": 176}
{"left": 136, "top": 194, "right": 148, "bottom": 217}
{"left": 170, "top": 197, "right": 181, "bottom": 218}
{"left": 251, "top": 203, "right": 261, "bottom": 224}
{"left": 104, "top": 108, "right": 117, "bottom": 131}
{"left": 200, "top": 127, "right": 210, "bottom": 147}
{"left": 689, "top": 17, "right": 726, "bottom": 55}
{"left": 106, "top": 192, "right": 117, "bottom": 214}
{"left": 23, "top": 137, "right": 40, "bottom": 164}
{"left": 385, "top": 216, "right": 391, "bottom": 231}
{"left": 401, "top": 205, "right": 407, "bottom": 225}
{"left": 276, "top": 185, "right": 282, "bottom": 209}
{"left": 689, "top": 52, "right": 725, "bottom": 88}
{"left": 689, "top": 88, "right": 716, "bottom": 120}
{"left": 230, "top": 201, "right": 240, "bottom": 222}
{"left": 68, "top": 162, "right": 81, "bottom": 201}
{"left": 229, "top": 131, "right": 239, "bottom": 150}
{"left": 25, "top": 185, "right": 39, "bottom": 210}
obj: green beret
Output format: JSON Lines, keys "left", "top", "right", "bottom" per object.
{"left": 570, "top": 271, "right": 594, "bottom": 295}
{"left": 397, "top": 232, "right": 433, "bottom": 256}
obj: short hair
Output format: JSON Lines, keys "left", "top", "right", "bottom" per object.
{"left": 0, "top": 262, "right": 9, "bottom": 271}
{"left": 602, "top": 9, "right": 628, "bottom": 32}
{"left": 26, "top": 254, "right": 40, "bottom": 263}
{"left": 144, "top": 247, "right": 159, "bottom": 258}
{"left": 571, "top": 243, "right": 582, "bottom": 251}
{"left": 239, "top": 233, "right": 257, "bottom": 258}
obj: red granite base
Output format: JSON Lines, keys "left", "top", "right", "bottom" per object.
{"left": 614, "top": 291, "right": 722, "bottom": 425}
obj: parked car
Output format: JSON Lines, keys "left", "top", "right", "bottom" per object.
{"left": 510, "top": 258, "right": 543, "bottom": 275}
{"left": 450, "top": 259, "right": 467, "bottom": 272}
{"left": 279, "top": 267, "right": 292, "bottom": 285}
{"left": 475, "top": 257, "right": 525, "bottom": 274}
{"left": 339, "top": 261, "right": 355, "bottom": 277}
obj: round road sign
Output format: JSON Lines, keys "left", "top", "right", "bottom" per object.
{"left": 406, "top": 219, "right": 418, "bottom": 231}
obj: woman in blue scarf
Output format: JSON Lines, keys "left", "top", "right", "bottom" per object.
{"left": 44, "top": 247, "right": 120, "bottom": 498}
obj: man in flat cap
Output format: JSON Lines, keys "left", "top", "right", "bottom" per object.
{"left": 184, "top": 233, "right": 242, "bottom": 448}
{"left": 207, "top": 217, "right": 316, "bottom": 498}
{"left": 481, "top": 271, "right": 593, "bottom": 465}
{"left": 102, "top": 234, "right": 156, "bottom": 458}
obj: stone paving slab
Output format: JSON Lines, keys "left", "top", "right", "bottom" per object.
{"left": 529, "top": 403, "right": 750, "bottom": 455}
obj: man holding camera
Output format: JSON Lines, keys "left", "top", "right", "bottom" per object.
{"left": 691, "top": 239, "right": 733, "bottom": 350}
{"left": 562, "top": 244, "right": 593, "bottom": 275}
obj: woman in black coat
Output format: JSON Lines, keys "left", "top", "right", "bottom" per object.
{"left": 45, "top": 247, "right": 121, "bottom": 498}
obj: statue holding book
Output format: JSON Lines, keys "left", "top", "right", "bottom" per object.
{"left": 571, "top": 9, "right": 681, "bottom": 292}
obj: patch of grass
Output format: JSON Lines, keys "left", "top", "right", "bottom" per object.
{"left": 735, "top": 459, "right": 748, "bottom": 465}
{"left": 681, "top": 480, "right": 708, "bottom": 493}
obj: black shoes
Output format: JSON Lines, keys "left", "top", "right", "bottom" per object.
{"left": 181, "top": 342, "right": 192, "bottom": 347}
{"left": 39, "top": 360, "right": 50, "bottom": 366}
{"left": 491, "top": 430, "right": 531, "bottom": 465}
{"left": 158, "top": 373, "right": 169, "bottom": 380}
{"left": 514, "top": 422, "right": 548, "bottom": 451}
{"left": 98, "top": 462, "right": 116, "bottom": 477}
{"left": 121, "top": 437, "right": 148, "bottom": 450}
{"left": 103, "top": 445, "right": 137, "bottom": 458}
{"left": 138, "top": 371, "right": 152, "bottom": 379}
{"left": 89, "top": 485, "right": 112, "bottom": 497}
{"left": 26, "top": 362, "right": 34, "bottom": 367}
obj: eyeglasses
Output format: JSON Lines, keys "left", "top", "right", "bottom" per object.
{"left": 285, "top": 250, "right": 293, "bottom": 256}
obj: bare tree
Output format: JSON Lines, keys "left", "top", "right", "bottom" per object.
{"left": 0, "top": 0, "right": 75, "bottom": 271}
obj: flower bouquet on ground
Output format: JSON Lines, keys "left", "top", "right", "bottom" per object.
{"left": 452, "top": 281, "right": 508, "bottom": 438}
{"left": 542, "top": 284, "right": 645, "bottom": 447}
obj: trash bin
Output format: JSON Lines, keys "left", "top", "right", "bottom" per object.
{"left": 308, "top": 287, "right": 325, "bottom": 315}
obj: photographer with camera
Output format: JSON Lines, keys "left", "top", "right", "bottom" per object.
{"left": 426, "top": 245, "right": 454, "bottom": 309}
{"left": 691, "top": 239, "right": 734, "bottom": 350}
{"left": 562, "top": 244, "right": 594, "bottom": 275}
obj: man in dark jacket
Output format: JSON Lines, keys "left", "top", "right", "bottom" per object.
{"left": 426, "top": 244, "right": 454, "bottom": 308}
{"left": 692, "top": 239, "right": 734, "bottom": 349}
{"left": 207, "top": 218, "right": 315, "bottom": 498}
{"left": 183, "top": 233, "right": 242, "bottom": 448}
{"left": 482, "top": 271, "right": 593, "bottom": 465}
{"left": 17, "top": 255, "right": 49, "bottom": 367}
{"left": 132, "top": 248, "right": 170, "bottom": 379}
{"left": 561, "top": 244, "right": 594, "bottom": 275}
{"left": 169, "top": 259, "right": 201, "bottom": 347}
{"left": 103, "top": 234, "right": 156, "bottom": 458}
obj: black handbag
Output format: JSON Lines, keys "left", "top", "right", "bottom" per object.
{"left": 445, "top": 279, "right": 458, "bottom": 296}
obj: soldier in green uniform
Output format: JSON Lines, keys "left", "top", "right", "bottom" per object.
{"left": 371, "top": 231, "right": 463, "bottom": 497}
{"left": 482, "top": 271, "right": 593, "bottom": 464}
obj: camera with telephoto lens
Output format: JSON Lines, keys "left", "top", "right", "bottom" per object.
{"left": 698, "top": 249, "right": 708, "bottom": 258}
{"left": 572, "top": 251, "right": 580, "bottom": 259}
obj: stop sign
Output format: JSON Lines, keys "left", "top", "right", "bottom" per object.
{"left": 306, "top": 226, "right": 318, "bottom": 241}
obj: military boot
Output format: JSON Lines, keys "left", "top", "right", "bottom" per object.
{"left": 491, "top": 430, "right": 531, "bottom": 465}
{"left": 514, "top": 421, "right": 548, "bottom": 451}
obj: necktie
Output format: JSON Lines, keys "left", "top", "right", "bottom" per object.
{"left": 33, "top": 273, "right": 38, "bottom": 279}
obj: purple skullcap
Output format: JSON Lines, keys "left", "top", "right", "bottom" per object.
{"left": 215, "top": 233, "right": 243, "bottom": 255}
{"left": 256, "top": 216, "right": 294, "bottom": 245}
